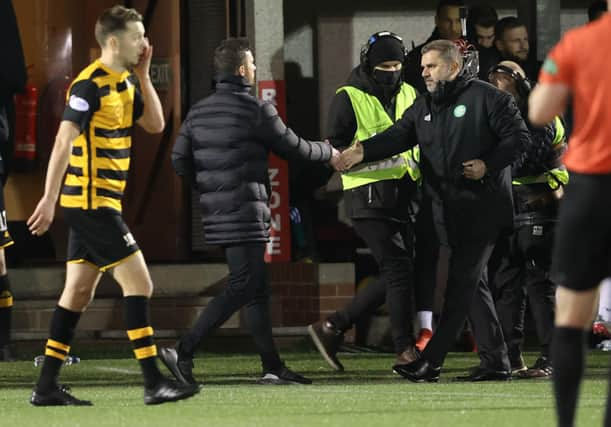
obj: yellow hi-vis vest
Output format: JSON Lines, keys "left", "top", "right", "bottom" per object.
{"left": 338, "top": 83, "right": 420, "bottom": 191}
{"left": 512, "top": 116, "right": 569, "bottom": 189}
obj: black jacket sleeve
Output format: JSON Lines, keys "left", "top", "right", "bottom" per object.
{"left": 0, "top": 0, "right": 26, "bottom": 98}
{"left": 172, "top": 118, "right": 195, "bottom": 181}
{"left": 361, "top": 105, "right": 418, "bottom": 162}
{"left": 255, "top": 102, "right": 332, "bottom": 162}
{"left": 481, "top": 89, "right": 528, "bottom": 173}
{"left": 325, "top": 91, "right": 357, "bottom": 149}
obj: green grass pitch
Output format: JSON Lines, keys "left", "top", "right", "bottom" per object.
{"left": 0, "top": 349, "right": 609, "bottom": 427}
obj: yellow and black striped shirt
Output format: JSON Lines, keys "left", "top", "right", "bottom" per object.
{"left": 60, "top": 59, "right": 143, "bottom": 212}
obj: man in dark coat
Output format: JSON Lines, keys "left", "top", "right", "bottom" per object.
{"left": 404, "top": 0, "right": 465, "bottom": 93}
{"left": 0, "top": 0, "right": 27, "bottom": 362}
{"left": 337, "top": 40, "right": 529, "bottom": 382}
{"left": 487, "top": 61, "right": 567, "bottom": 378}
{"left": 494, "top": 17, "right": 541, "bottom": 82}
{"left": 161, "top": 38, "right": 339, "bottom": 385}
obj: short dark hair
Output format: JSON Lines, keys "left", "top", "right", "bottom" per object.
{"left": 495, "top": 17, "right": 526, "bottom": 40}
{"left": 95, "top": 5, "right": 143, "bottom": 47}
{"left": 214, "top": 38, "right": 251, "bottom": 74}
{"left": 436, "top": 0, "right": 465, "bottom": 17}
{"left": 422, "top": 39, "right": 463, "bottom": 69}
{"left": 468, "top": 4, "right": 498, "bottom": 29}
{"left": 588, "top": 1, "right": 607, "bottom": 22}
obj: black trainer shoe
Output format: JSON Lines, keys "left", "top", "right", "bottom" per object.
{"left": 258, "top": 365, "right": 312, "bottom": 385}
{"left": 144, "top": 377, "right": 200, "bottom": 405}
{"left": 159, "top": 347, "right": 198, "bottom": 385}
{"left": 307, "top": 321, "right": 344, "bottom": 371}
{"left": 455, "top": 366, "right": 511, "bottom": 382}
{"left": 516, "top": 356, "right": 553, "bottom": 379}
{"left": 510, "top": 354, "right": 527, "bottom": 375}
{"left": 30, "top": 384, "right": 93, "bottom": 406}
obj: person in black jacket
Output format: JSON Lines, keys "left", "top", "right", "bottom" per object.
{"left": 487, "top": 61, "right": 567, "bottom": 378}
{"left": 404, "top": 0, "right": 465, "bottom": 93}
{"left": 161, "top": 38, "right": 339, "bottom": 386}
{"left": 307, "top": 31, "right": 420, "bottom": 372}
{"left": 337, "top": 39, "right": 529, "bottom": 382}
{"left": 466, "top": 3, "right": 501, "bottom": 82}
{"left": 0, "top": 0, "right": 26, "bottom": 362}
{"left": 494, "top": 17, "right": 541, "bottom": 82}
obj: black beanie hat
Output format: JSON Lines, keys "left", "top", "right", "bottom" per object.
{"left": 367, "top": 36, "right": 405, "bottom": 68}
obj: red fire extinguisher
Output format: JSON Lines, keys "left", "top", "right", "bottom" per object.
{"left": 13, "top": 84, "right": 38, "bottom": 171}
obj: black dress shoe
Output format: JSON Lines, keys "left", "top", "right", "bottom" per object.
{"left": 393, "top": 358, "right": 441, "bottom": 383}
{"left": 456, "top": 366, "right": 511, "bottom": 382}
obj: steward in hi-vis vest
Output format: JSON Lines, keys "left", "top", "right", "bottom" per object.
{"left": 308, "top": 31, "right": 421, "bottom": 374}
{"left": 487, "top": 60, "right": 568, "bottom": 379}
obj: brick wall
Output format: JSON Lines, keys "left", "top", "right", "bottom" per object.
{"left": 268, "top": 263, "right": 354, "bottom": 328}
{"left": 11, "top": 263, "right": 354, "bottom": 339}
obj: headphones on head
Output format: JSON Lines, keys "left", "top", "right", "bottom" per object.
{"left": 488, "top": 64, "right": 532, "bottom": 97}
{"left": 360, "top": 31, "right": 408, "bottom": 73}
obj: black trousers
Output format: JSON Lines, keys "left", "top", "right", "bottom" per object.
{"left": 414, "top": 201, "right": 439, "bottom": 313}
{"left": 422, "top": 237, "right": 509, "bottom": 369}
{"left": 489, "top": 222, "right": 556, "bottom": 360}
{"left": 179, "top": 243, "right": 282, "bottom": 370}
{"left": 329, "top": 218, "right": 415, "bottom": 354}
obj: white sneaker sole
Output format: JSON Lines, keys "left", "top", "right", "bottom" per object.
{"left": 307, "top": 324, "right": 344, "bottom": 372}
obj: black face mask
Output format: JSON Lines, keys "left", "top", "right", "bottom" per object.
{"left": 372, "top": 69, "right": 402, "bottom": 87}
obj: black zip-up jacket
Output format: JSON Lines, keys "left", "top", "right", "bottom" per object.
{"left": 361, "top": 76, "right": 529, "bottom": 244}
{"left": 172, "top": 74, "right": 333, "bottom": 246}
{"left": 0, "top": 0, "right": 27, "bottom": 177}
{"left": 326, "top": 65, "right": 418, "bottom": 221}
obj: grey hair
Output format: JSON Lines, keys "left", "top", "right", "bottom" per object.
{"left": 421, "top": 39, "right": 463, "bottom": 70}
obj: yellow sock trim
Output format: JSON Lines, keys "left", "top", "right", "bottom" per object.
{"left": 45, "top": 348, "right": 67, "bottom": 361}
{"left": 127, "top": 326, "right": 154, "bottom": 341}
{"left": 134, "top": 345, "right": 157, "bottom": 360}
{"left": 0, "top": 295, "right": 12, "bottom": 308}
{"left": 47, "top": 339, "right": 70, "bottom": 353}
{"left": 0, "top": 240, "right": 14, "bottom": 250}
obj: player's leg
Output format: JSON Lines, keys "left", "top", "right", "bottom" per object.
{"left": 0, "top": 184, "right": 15, "bottom": 361}
{"left": 0, "top": 248, "right": 14, "bottom": 360}
{"left": 112, "top": 251, "right": 200, "bottom": 404}
{"left": 31, "top": 262, "right": 101, "bottom": 406}
{"left": 550, "top": 172, "right": 611, "bottom": 427}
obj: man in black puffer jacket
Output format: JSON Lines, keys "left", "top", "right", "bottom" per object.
{"left": 160, "top": 38, "right": 338, "bottom": 386}
{"left": 337, "top": 40, "right": 529, "bottom": 382}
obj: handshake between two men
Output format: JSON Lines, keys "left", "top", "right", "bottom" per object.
{"left": 326, "top": 140, "right": 488, "bottom": 181}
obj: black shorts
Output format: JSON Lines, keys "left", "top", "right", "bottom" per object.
{"left": 64, "top": 208, "right": 140, "bottom": 272}
{"left": 0, "top": 181, "right": 13, "bottom": 250}
{"left": 552, "top": 172, "right": 611, "bottom": 291}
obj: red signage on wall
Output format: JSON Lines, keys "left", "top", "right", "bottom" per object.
{"left": 258, "top": 80, "right": 291, "bottom": 263}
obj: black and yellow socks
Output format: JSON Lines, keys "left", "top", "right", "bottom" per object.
{"left": 0, "top": 275, "right": 12, "bottom": 349}
{"left": 36, "top": 306, "right": 81, "bottom": 392}
{"left": 124, "top": 296, "right": 163, "bottom": 388}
